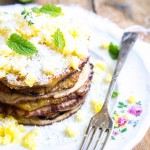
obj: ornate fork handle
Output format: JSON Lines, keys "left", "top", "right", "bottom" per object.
{"left": 102, "top": 32, "right": 138, "bottom": 109}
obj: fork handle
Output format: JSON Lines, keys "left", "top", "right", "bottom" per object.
{"left": 102, "top": 32, "right": 138, "bottom": 110}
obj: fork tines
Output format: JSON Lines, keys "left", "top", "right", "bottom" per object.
{"left": 80, "top": 126, "right": 112, "bottom": 150}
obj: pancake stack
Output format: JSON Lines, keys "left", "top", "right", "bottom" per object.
{"left": 0, "top": 4, "right": 93, "bottom": 125}
{"left": 0, "top": 59, "right": 93, "bottom": 126}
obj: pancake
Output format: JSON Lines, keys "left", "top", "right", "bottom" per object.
{"left": 13, "top": 104, "right": 82, "bottom": 126}
{"left": 1, "top": 57, "right": 88, "bottom": 90}
{"left": 14, "top": 76, "right": 91, "bottom": 111}
{"left": 16, "top": 61, "right": 83, "bottom": 96}
{"left": 0, "top": 62, "right": 92, "bottom": 104}
{"left": 4, "top": 96, "right": 86, "bottom": 118}
{"left": 0, "top": 62, "right": 93, "bottom": 126}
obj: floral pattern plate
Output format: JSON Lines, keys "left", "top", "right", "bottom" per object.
{"left": 0, "top": 4, "right": 150, "bottom": 150}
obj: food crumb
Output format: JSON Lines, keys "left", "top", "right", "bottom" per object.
{"left": 101, "top": 40, "right": 109, "bottom": 50}
{"left": 65, "top": 126, "right": 78, "bottom": 138}
{"left": 0, "top": 116, "right": 39, "bottom": 150}
{"left": 91, "top": 100, "right": 103, "bottom": 113}
{"left": 128, "top": 96, "right": 136, "bottom": 104}
{"left": 94, "top": 61, "right": 107, "bottom": 71}
{"left": 75, "top": 110, "right": 86, "bottom": 122}
{"left": 105, "top": 73, "right": 112, "bottom": 83}
{"left": 70, "top": 56, "right": 80, "bottom": 69}
{"left": 22, "top": 128, "right": 39, "bottom": 150}
{"left": 0, "top": 116, "right": 26, "bottom": 145}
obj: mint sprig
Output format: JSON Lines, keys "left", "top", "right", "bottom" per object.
{"left": 53, "top": 28, "right": 65, "bottom": 50}
{"left": 21, "top": 9, "right": 34, "bottom": 25}
{"left": 108, "top": 42, "right": 120, "bottom": 60}
{"left": 32, "top": 4, "right": 62, "bottom": 17}
{"left": 6, "top": 33, "right": 38, "bottom": 56}
{"left": 112, "top": 91, "right": 119, "bottom": 98}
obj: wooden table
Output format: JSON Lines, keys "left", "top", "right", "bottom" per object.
{"left": 0, "top": 0, "right": 149, "bottom": 149}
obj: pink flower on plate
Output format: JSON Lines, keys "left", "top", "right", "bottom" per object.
{"left": 117, "top": 117, "right": 128, "bottom": 127}
{"left": 128, "top": 105, "right": 142, "bottom": 116}
{"left": 114, "top": 115, "right": 128, "bottom": 128}
{"left": 114, "top": 114, "right": 128, "bottom": 128}
{"left": 113, "top": 131, "right": 118, "bottom": 136}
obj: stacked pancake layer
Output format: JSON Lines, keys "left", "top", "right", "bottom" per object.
{"left": 0, "top": 60, "right": 93, "bottom": 126}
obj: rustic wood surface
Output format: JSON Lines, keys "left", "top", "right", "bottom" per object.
{"left": 0, "top": 0, "right": 149, "bottom": 150}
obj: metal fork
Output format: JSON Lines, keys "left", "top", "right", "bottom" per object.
{"left": 80, "top": 32, "right": 138, "bottom": 150}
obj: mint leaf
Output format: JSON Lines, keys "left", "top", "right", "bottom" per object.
{"left": 108, "top": 42, "right": 120, "bottom": 60}
{"left": 112, "top": 91, "right": 119, "bottom": 98}
{"left": 21, "top": 9, "right": 27, "bottom": 15}
{"left": 31, "top": 4, "right": 62, "bottom": 17}
{"left": 21, "top": 9, "right": 34, "bottom": 25}
{"left": 7, "top": 33, "right": 38, "bottom": 56}
{"left": 53, "top": 28, "right": 65, "bottom": 49}
{"left": 39, "top": 4, "right": 62, "bottom": 17}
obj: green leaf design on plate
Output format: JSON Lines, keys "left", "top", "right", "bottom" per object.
{"left": 121, "top": 128, "right": 127, "bottom": 133}
{"left": 136, "top": 101, "right": 141, "bottom": 105}
{"left": 118, "top": 106, "right": 123, "bottom": 108}
{"left": 118, "top": 102, "right": 124, "bottom": 106}
{"left": 118, "top": 102, "right": 128, "bottom": 109}
{"left": 111, "top": 136, "right": 115, "bottom": 140}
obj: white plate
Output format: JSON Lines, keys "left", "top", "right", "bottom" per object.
{"left": 0, "top": 4, "right": 150, "bottom": 150}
